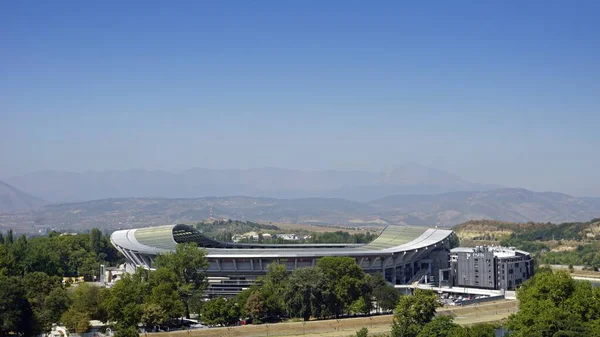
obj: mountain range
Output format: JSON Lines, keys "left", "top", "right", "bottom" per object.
{"left": 1, "top": 188, "right": 599, "bottom": 234}
{"left": 0, "top": 180, "right": 45, "bottom": 213}
{"left": 4, "top": 164, "right": 500, "bottom": 203}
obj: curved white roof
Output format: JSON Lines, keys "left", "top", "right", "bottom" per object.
{"left": 111, "top": 224, "right": 454, "bottom": 259}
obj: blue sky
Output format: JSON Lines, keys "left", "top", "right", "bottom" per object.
{"left": 1, "top": 1, "right": 599, "bottom": 196}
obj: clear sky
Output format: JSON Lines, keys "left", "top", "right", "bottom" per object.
{"left": 1, "top": 1, "right": 599, "bottom": 196}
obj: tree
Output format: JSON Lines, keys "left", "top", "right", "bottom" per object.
{"left": 153, "top": 243, "right": 209, "bottom": 318}
{"left": 115, "top": 326, "right": 140, "bottom": 337}
{"left": 90, "top": 228, "right": 103, "bottom": 255}
{"left": 251, "top": 262, "right": 289, "bottom": 319}
{"left": 356, "top": 327, "right": 369, "bottom": 337}
{"left": 467, "top": 323, "right": 496, "bottom": 337}
{"left": 22, "top": 272, "right": 68, "bottom": 333}
{"left": 6, "top": 229, "right": 14, "bottom": 245}
{"left": 284, "top": 267, "right": 326, "bottom": 320}
{"left": 244, "top": 291, "right": 267, "bottom": 322}
{"left": 0, "top": 274, "right": 34, "bottom": 337}
{"left": 69, "top": 283, "right": 109, "bottom": 322}
{"left": 201, "top": 297, "right": 239, "bottom": 326}
{"left": 62, "top": 308, "right": 91, "bottom": 334}
{"left": 140, "top": 303, "right": 167, "bottom": 329}
{"left": 391, "top": 289, "right": 440, "bottom": 337}
{"left": 317, "top": 256, "right": 367, "bottom": 317}
{"left": 507, "top": 271, "right": 600, "bottom": 337}
{"left": 147, "top": 268, "right": 185, "bottom": 321}
{"left": 350, "top": 297, "right": 368, "bottom": 315}
{"left": 105, "top": 271, "right": 149, "bottom": 331}
{"left": 417, "top": 316, "right": 463, "bottom": 337}
{"left": 369, "top": 272, "right": 400, "bottom": 312}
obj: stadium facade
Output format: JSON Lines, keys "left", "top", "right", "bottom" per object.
{"left": 110, "top": 224, "right": 455, "bottom": 296}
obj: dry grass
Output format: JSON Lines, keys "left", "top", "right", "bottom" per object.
{"left": 145, "top": 315, "right": 393, "bottom": 337}
{"left": 273, "top": 222, "right": 384, "bottom": 235}
{"left": 145, "top": 301, "right": 518, "bottom": 337}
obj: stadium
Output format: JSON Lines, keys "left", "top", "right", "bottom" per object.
{"left": 110, "top": 224, "right": 455, "bottom": 296}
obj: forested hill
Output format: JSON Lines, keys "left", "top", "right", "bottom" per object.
{"left": 453, "top": 218, "right": 600, "bottom": 243}
{"left": 454, "top": 218, "right": 600, "bottom": 268}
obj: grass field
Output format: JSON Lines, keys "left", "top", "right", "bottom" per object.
{"left": 145, "top": 300, "right": 517, "bottom": 337}
{"left": 273, "top": 222, "right": 385, "bottom": 235}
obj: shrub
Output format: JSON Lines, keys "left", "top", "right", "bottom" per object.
{"left": 356, "top": 327, "right": 369, "bottom": 337}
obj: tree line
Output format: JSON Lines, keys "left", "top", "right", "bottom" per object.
{"left": 0, "top": 229, "right": 123, "bottom": 336}
{"left": 201, "top": 256, "right": 400, "bottom": 326}
{"left": 235, "top": 230, "right": 378, "bottom": 244}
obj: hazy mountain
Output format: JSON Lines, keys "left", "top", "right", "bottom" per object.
{"left": 5, "top": 164, "right": 498, "bottom": 203}
{"left": 369, "top": 188, "right": 600, "bottom": 226}
{"left": 0, "top": 180, "right": 45, "bottom": 213}
{"left": 3, "top": 188, "right": 599, "bottom": 233}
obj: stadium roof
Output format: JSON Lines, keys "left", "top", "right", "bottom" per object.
{"left": 111, "top": 224, "right": 454, "bottom": 259}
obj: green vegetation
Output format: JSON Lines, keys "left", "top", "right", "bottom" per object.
{"left": 455, "top": 219, "right": 600, "bottom": 269}
{"left": 391, "top": 289, "right": 439, "bottom": 337}
{"left": 0, "top": 229, "right": 121, "bottom": 336}
{"left": 507, "top": 269, "right": 600, "bottom": 336}
{"left": 200, "top": 257, "right": 399, "bottom": 325}
{"left": 104, "top": 243, "right": 208, "bottom": 332}
{"left": 389, "top": 289, "right": 496, "bottom": 337}
{"left": 356, "top": 327, "right": 369, "bottom": 337}
{"left": 196, "top": 219, "right": 377, "bottom": 244}
{"left": 196, "top": 219, "right": 280, "bottom": 241}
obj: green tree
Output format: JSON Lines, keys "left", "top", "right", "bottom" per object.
{"left": 22, "top": 272, "right": 68, "bottom": 333}
{"left": 0, "top": 274, "right": 34, "bottom": 337}
{"left": 391, "top": 289, "right": 440, "bottom": 337}
{"left": 147, "top": 268, "right": 185, "bottom": 321}
{"left": 105, "top": 270, "right": 149, "bottom": 331}
{"left": 284, "top": 267, "right": 326, "bottom": 320}
{"left": 507, "top": 271, "right": 600, "bottom": 337}
{"left": 153, "top": 243, "right": 209, "bottom": 318}
{"left": 69, "top": 283, "right": 109, "bottom": 322}
{"left": 140, "top": 303, "right": 167, "bottom": 329}
{"left": 369, "top": 272, "right": 400, "bottom": 312}
{"left": 259, "top": 262, "right": 289, "bottom": 318}
{"left": 201, "top": 297, "right": 239, "bottom": 326}
{"left": 62, "top": 308, "right": 91, "bottom": 334}
{"left": 317, "top": 256, "right": 367, "bottom": 317}
{"left": 417, "top": 316, "right": 464, "bottom": 337}
{"left": 350, "top": 297, "right": 368, "bottom": 315}
{"left": 6, "top": 229, "right": 14, "bottom": 245}
{"left": 115, "top": 326, "right": 140, "bottom": 337}
{"left": 467, "top": 323, "right": 496, "bottom": 337}
{"left": 90, "top": 228, "right": 103, "bottom": 255}
{"left": 356, "top": 327, "right": 369, "bottom": 337}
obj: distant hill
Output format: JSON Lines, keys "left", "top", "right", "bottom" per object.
{"left": 0, "top": 180, "right": 45, "bottom": 213}
{"left": 454, "top": 218, "right": 600, "bottom": 243}
{"left": 1, "top": 188, "right": 599, "bottom": 233}
{"left": 4, "top": 164, "right": 499, "bottom": 203}
{"left": 369, "top": 188, "right": 600, "bottom": 225}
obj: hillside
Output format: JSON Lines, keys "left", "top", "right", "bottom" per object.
{"left": 0, "top": 180, "right": 45, "bottom": 213}
{"left": 369, "top": 188, "right": 600, "bottom": 225}
{"left": 0, "top": 196, "right": 379, "bottom": 233}
{"left": 4, "top": 164, "right": 498, "bottom": 203}
{"left": 453, "top": 218, "right": 600, "bottom": 268}
{"left": 1, "top": 188, "right": 599, "bottom": 233}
